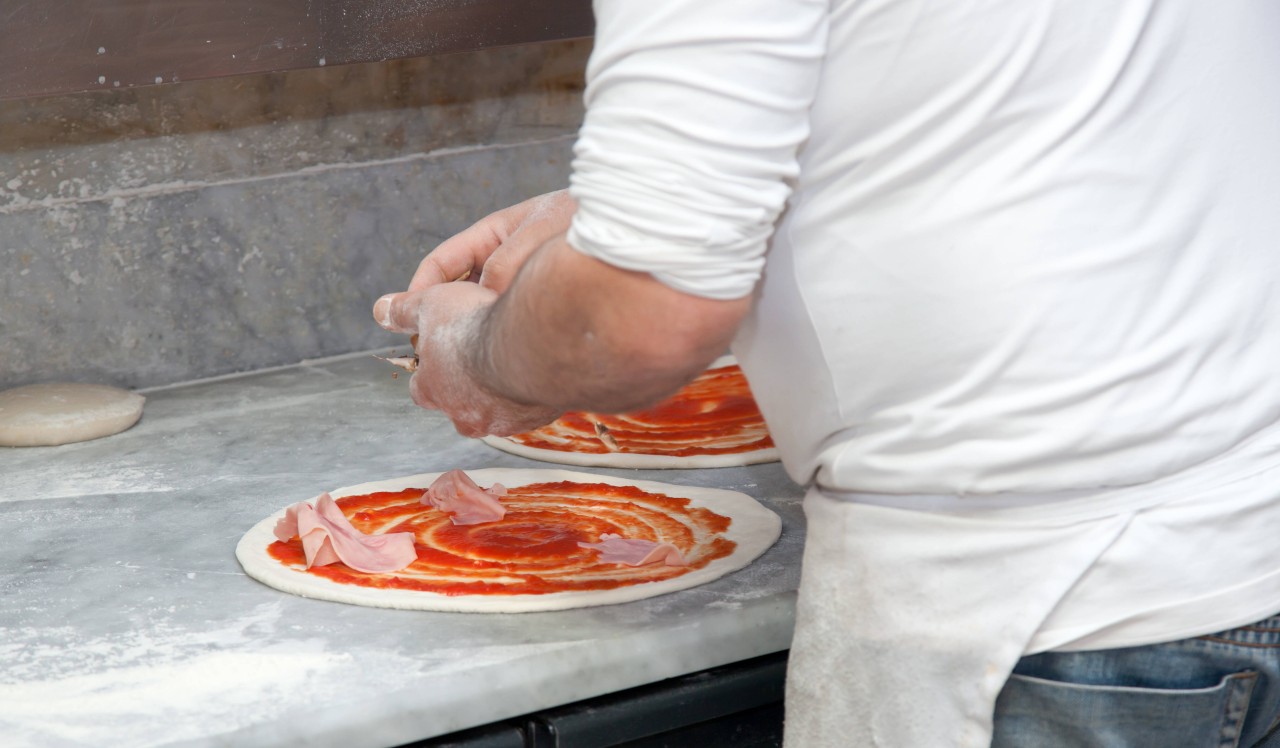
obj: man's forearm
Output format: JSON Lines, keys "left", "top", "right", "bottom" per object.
{"left": 470, "top": 233, "right": 751, "bottom": 414}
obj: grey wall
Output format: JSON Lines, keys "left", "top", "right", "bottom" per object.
{"left": 0, "top": 39, "right": 589, "bottom": 391}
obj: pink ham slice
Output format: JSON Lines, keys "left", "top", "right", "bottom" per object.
{"left": 422, "top": 469, "right": 507, "bottom": 525}
{"left": 273, "top": 492, "right": 417, "bottom": 573}
{"left": 578, "top": 533, "right": 687, "bottom": 567}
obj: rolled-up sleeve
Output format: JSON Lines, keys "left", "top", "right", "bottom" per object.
{"left": 567, "top": 0, "right": 829, "bottom": 300}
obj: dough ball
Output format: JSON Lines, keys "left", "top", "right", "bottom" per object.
{"left": 0, "top": 383, "right": 145, "bottom": 447}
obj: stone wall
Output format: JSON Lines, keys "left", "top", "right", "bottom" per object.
{"left": 0, "top": 40, "right": 589, "bottom": 390}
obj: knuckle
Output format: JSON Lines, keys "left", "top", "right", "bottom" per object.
{"left": 480, "top": 261, "right": 509, "bottom": 291}
{"left": 408, "top": 375, "right": 434, "bottom": 409}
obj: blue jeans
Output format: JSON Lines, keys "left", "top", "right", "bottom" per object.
{"left": 992, "top": 614, "right": 1280, "bottom": 747}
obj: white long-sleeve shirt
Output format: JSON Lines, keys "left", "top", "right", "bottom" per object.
{"left": 567, "top": 0, "right": 1280, "bottom": 743}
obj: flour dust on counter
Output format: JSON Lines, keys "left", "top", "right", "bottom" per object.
{"left": 0, "top": 602, "right": 361, "bottom": 748}
{"left": 238, "top": 467, "right": 782, "bottom": 612}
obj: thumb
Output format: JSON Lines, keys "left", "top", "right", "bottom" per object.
{"left": 372, "top": 290, "right": 428, "bottom": 333}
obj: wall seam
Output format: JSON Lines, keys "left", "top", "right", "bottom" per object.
{"left": 0, "top": 133, "right": 576, "bottom": 216}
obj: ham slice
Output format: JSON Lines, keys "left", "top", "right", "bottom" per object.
{"left": 579, "top": 533, "right": 687, "bottom": 567}
{"left": 422, "top": 469, "right": 507, "bottom": 525}
{"left": 273, "top": 492, "right": 417, "bottom": 573}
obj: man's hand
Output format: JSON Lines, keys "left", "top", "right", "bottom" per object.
{"left": 407, "top": 189, "right": 575, "bottom": 295}
{"left": 373, "top": 195, "right": 750, "bottom": 439}
{"left": 375, "top": 281, "right": 560, "bottom": 437}
{"left": 370, "top": 190, "right": 573, "bottom": 436}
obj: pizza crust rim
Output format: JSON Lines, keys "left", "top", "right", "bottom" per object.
{"left": 478, "top": 435, "right": 781, "bottom": 469}
{"left": 236, "top": 467, "right": 782, "bottom": 613}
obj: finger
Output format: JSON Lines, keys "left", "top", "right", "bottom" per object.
{"left": 408, "top": 193, "right": 567, "bottom": 293}
{"left": 407, "top": 238, "right": 483, "bottom": 292}
{"left": 477, "top": 233, "right": 553, "bottom": 294}
{"left": 372, "top": 289, "right": 428, "bottom": 333}
{"left": 450, "top": 415, "right": 485, "bottom": 439}
{"left": 475, "top": 248, "right": 517, "bottom": 294}
{"left": 407, "top": 213, "right": 513, "bottom": 293}
{"left": 408, "top": 371, "right": 438, "bottom": 410}
{"left": 477, "top": 196, "right": 575, "bottom": 293}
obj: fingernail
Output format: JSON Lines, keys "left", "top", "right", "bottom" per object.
{"left": 374, "top": 294, "right": 395, "bottom": 328}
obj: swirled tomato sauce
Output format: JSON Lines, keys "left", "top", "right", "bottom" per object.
{"left": 267, "top": 481, "right": 735, "bottom": 595}
{"left": 507, "top": 365, "right": 775, "bottom": 456}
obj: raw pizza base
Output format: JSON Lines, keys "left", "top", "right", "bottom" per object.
{"left": 480, "top": 355, "right": 780, "bottom": 469}
{"left": 0, "top": 383, "right": 145, "bottom": 447}
{"left": 236, "top": 468, "right": 782, "bottom": 613}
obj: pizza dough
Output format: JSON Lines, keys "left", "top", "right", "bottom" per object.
{"left": 236, "top": 468, "right": 782, "bottom": 612}
{"left": 481, "top": 356, "right": 780, "bottom": 469}
{"left": 0, "top": 383, "right": 145, "bottom": 447}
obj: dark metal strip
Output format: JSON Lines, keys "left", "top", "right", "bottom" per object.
{"left": 0, "top": 0, "right": 594, "bottom": 101}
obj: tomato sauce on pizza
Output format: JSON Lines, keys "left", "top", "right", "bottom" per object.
{"left": 506, "top": 364, "right": 773, "bottom": 457}
{"left": 266, "top": 481, "right": 736, "bottom": 595}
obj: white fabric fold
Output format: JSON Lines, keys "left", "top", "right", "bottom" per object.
{"left": 567, "top": 0, "right": 828, "bottom": 300}
{"left": 784, "top": 489, "right": 1131, "bottom": 747}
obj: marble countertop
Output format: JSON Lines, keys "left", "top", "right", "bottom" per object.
{"left": 0, "top": 353, "right": 806, "bottom": 748}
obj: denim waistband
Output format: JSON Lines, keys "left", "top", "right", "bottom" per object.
{"left": 1199, "top": 615, "right": 1280, "bottom": 648}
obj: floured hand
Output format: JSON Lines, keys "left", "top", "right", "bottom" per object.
{"left": 407, "top": 190, "right": 576, "bottom": 296}
{"left": 374, "top": 282, "right": 560, "bottom": 438}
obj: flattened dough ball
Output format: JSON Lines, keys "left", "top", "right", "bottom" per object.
{"left": 0, "top": 383, "right": 145, "bottom": 447}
